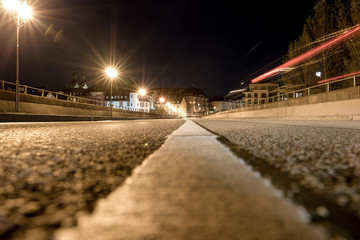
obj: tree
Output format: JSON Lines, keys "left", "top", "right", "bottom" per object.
{"left": 280, "top": 0, "right": 359, "bottom": 87}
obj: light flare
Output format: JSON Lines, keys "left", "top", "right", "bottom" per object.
{"left": 105, "top": 67, "right": 118, "bottom": 79}
{"left": 138, "top": 88, "right": 146, "bottom": 96}
{"left": 2, "top": 0, "right": 18, "bottom": 10}
{"left": 18, "top": 1, "right": 32, "bottom": 20}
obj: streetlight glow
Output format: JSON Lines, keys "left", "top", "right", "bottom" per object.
{"left": 105, "top": 67, "right": 118, "bottom": 79}
{"left": 18, "top": 1, "right": 32, "bottom": 20}
{"left": 139, "top": 88, "right": 146, "bottom": 96}
{"left": 2, "top": 0, "right": 18, "bottom": 10}
{"left": 159, "top": 97, "right": 165, "bottom": 103}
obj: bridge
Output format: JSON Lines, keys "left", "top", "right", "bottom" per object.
{"left": 1, "top": 75, "right": 360, "bottom": 240}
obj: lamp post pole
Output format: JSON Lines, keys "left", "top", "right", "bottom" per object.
{"left": 110, "top": 78, "right": 112, "bottom": 117}
{"left": 105, "top": 67, "right": 118, "bottom": 117}
{"left": 15, "top": 17, "right": 20, "bottom": 112}
{"left": 2, "top": 0, "right": 33, "bottom": 112}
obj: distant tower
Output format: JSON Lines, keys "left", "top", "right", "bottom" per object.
{"left": 80, "top": 71, "right": 88, "bottom": 89}
{"left": 71, "top": 69, "right": 79, "bottom": 88}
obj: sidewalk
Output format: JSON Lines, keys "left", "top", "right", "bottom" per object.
{"left": 55, "top": 120, "right": 329, "bottom": 240}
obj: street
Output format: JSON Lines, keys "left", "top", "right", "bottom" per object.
{"left": 194, "top": 119, "right": 360, "bottom": 238}
{"left": 1, "top": 119, "right": 360, "bottom": 239}
{"left": 0, "top": 119, "right": 185, "bottom": 240}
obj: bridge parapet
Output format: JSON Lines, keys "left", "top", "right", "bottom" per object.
{"left": 0, "top": 80, "right": 169, "bottom": 119}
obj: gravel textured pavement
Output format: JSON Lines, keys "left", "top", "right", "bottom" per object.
{"left": 0, "top": 119, "right": 184, "bottom": 240}
{"left": 194, "top": 119, "right": 360, "bottom": 239}
{"left": 55, "top": 120, "right": 330, "bottom": 240}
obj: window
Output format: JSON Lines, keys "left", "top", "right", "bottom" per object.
{"left": 254, "top": 93, "right": 258, "bottom": 98}
{"left": 131, "top": 103, "right": 133, "bottom": 106}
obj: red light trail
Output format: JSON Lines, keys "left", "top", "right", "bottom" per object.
{"left": 317, "top": 70, "right": 360, "bottom": 84}
{"left": 251, "top": 24, "right": 360, "bottom": 83}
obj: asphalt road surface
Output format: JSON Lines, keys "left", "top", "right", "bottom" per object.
{"left": 0, "top": 119, "right": 185, "bottom": 240}
{"left": 194, "top": 119, "right": 360, "bottom": 239}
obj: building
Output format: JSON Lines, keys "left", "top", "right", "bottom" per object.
{"left": 154, "top": 95, "right": 187, "bottom": 117}
{"left": 243, "top": 83, "right": 279, "bottom": 105}
{"left": 209, "top": 96, "right": 236, "bottom": 113}
{"left": 64, "top": 69, "right": 105, "bottom": 104}
{"left": 104, "top": 91, "right": 151, "bottom": 112}
{"left": 151, "top": 87, "right": 209, "bottom": 117}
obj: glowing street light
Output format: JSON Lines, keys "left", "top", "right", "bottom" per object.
{"left": 2, "top": 0, "right": 18, "bottom": 10}
{"left": 106, "top": 67, "right": 117, "bottom": 79}
{"left": 18, "top": 1, "right": 32, "bottom": 20}
{"left": 138, "top": 88, "right": 147, "bottom": 96}
{"left": 315, "top": 71, "right": 322, "bottom": 78}
{"left": 159, "top": 97, "right": 165, "bottom": 103}
{"left": 105, "top": 67, "right": 118, "bottom": 117}
{"left": 2, "top": 0, "right": 33, "bottom": 112}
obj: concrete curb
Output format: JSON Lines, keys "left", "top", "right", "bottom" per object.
{"left": 0, "top": 113, "right": 167, "bottom": 122}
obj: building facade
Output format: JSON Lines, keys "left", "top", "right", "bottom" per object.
{"left": 151, "top": 87, "right": 209, "bottom": 117}
{"left": 209, "top": 96, "right": 237, "bottom": 113}
{"left": 242, "top": 83, "right": 279, "bottom": 105}
{"left": 105, "top": 91, "right": 151, "bottom": 112}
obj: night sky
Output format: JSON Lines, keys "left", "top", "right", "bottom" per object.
{"left": 0, "top": 0, "right": 317, "bottom": 98}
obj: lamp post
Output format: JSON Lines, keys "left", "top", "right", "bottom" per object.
{"left": 2, "top": 0, "right": 33, "bottom": 112}
{"left": 105, "top": 67, "right": 118, "bottom": 117}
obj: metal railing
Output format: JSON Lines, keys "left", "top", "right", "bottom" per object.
{"left": 238, "top": 74, "right": 359, "bottom": 109}
{"left": 0, "top": 80, "right": 137, "bottom": 112}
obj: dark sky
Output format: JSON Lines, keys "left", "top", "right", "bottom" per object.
{"left": 0, "top": 0, "right": 317, "bottom": 98}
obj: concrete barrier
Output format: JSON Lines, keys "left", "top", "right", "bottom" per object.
{"left": 204, "top": 86, "right": 360, "bottom": 120}
{"left": 0, "top": 90, "right": 169, "bottom": 121}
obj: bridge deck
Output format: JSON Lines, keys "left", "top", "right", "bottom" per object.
{"left": 55, "top": 120, "right": 328, "bottom": 240}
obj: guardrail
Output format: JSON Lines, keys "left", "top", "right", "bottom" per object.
{"left": 0, "top": 80, "right": 151, "bottom": 113}
{"left": 237, "top": 73, "right": 360, "bottom": 108}
{"left": 1, "top": 79, "right": 106, "bottom": 105}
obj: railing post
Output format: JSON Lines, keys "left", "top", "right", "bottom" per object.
{"left": 354, "top": 76, "right": 356, "bottom": 87}
{"left": 41, "top": 90, "right": 44, "bottom": 97}
{"left": 326, "top": 83, "right": 330, "bottom": 92}
{"left": 308, "top": 88, "right": 311, "bottom": 96}
{"left": 24, "top": 86, "right": 27, "bottom": 94}
{"left": 1, "top": 80, "right": 4, "bottom": 90}
{"left": 55, "top": 93, "right": 58, "bottom": 99}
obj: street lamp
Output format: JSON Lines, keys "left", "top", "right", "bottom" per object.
{"left": 2, "top": 0, "right": 33, "bottom": 112}
{"left": 159, "top": 97, "right": 165, "bottom": 103}
{"left": 105, "top": 67, "right": 118, "bottom": 117}
{"left": 138, "top": 88, "right": 146, "bottom": 96}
